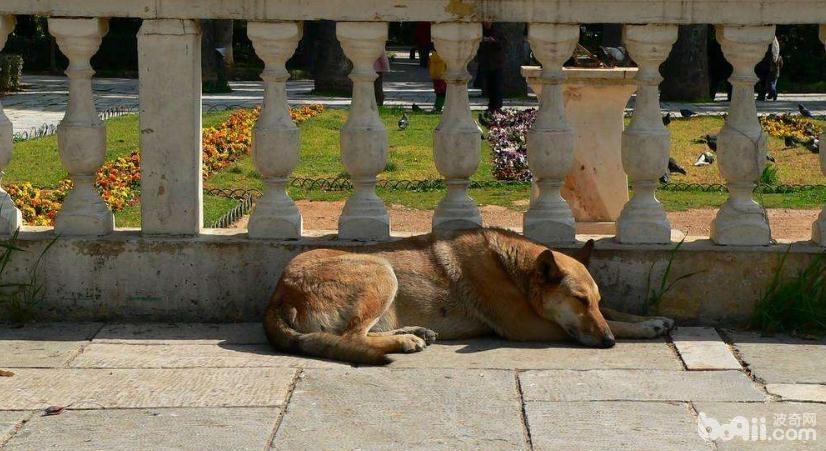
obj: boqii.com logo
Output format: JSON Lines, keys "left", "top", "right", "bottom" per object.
{"left": 697, "top": 412, "right": 817, "bottom": 442}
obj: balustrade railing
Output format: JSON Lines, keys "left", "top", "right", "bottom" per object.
{"left": 0, "top": 1, "right": 825, "bottom": 246}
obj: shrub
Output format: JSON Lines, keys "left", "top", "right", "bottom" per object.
{"left": 0, "top": 54, "right": 23, "bottom": 92}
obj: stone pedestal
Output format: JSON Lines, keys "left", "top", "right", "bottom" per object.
{"left": 523, "top": 67, "right": 637, "bottom": 226}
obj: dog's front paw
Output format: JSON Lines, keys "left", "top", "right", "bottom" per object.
{"left": 397, "top": 334, "right": 427, "bottom": 353}
{"left": 401, "top": 326, "right": 438, "bottom": 345}
{"left": 639, "top": 318, "right": 675, "bottom": 338}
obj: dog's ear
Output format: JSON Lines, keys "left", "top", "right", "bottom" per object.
{"left": 572, "top": 239, "right": 595, "bottom": 267}
{"left": 536, "top": 250, "right": 563, "bottom": 284}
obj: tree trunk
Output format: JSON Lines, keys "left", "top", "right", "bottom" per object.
{"left": 660, "top": 25, "right": 710, "bottom": 101}
{"left": 214, "top": 19, "right": 234, "bottom": 67}
{"left": 200, "top": 19, "right": 230, "bottom": 91}
{"left": 311, "top": 20, "right": 352, "bottom": 95}
{"left": 492, "top": 23, "right": 528, "bottom": 97}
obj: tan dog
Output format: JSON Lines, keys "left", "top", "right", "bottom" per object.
{"left": 264, "top": 228, "right": 675, "bottom": 365}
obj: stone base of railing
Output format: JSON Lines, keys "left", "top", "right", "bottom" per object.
{"left": 4, "top": 227, "right": 820, "bottom": 325}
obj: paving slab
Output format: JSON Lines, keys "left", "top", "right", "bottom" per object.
{"left": 0, "top": 323, "right": 102, "bottom": 368}
{"left": 3, "top": 408, "right": 280, "bottom": 450}
{"left": 0, "top": 412, "right": 32, "bottom": 446}
{"left": 672, "top": 327, "right": 741, "bottom": 370}
{"left": 520, "top": 370, "right": 765, "bottom": 402}
{"left": 273, "top": 368, "right": 527, "bottom": 450}
{"left": 93, "top": 323, "right": 266, "bottom": 344}
{"left": 390, "top": 339, "right": 681, "bottom": 370}
{"left": 729, "top": 332, "right": 826, "bottom": 384}
{"left": 0, "top": 368, "right": 296, "bottom": 410}
{"left": 766, "top": 384, "right": 826, "bottom": 402}
{"left": 71, "top": 343, "right": 345, "bottom": 368}
{"left": 695, "top": 402, "right": 826, "bottom": 450}
{"left": 525, "top": 401, "right": 712, "bottom": 450}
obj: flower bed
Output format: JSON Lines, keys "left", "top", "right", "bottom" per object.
{"left": 486, "top": 109, "right": 536, "bottom": 181}
{"left": 760, "top": 113, "right": 822, "bottom": 144}
{"left": 7, "top": 104, "right": 324, "bottom": 225}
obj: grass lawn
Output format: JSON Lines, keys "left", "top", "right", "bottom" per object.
{"left": 9, "top": 107, "right": 826, "bottom": 228}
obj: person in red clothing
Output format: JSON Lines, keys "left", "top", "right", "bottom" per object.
{"left": 414, "top": 22, "right": 433, "bottom": 68}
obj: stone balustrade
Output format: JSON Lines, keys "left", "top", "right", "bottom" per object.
{"left": 0, "top": 2, "right": 824, "bottom": 321}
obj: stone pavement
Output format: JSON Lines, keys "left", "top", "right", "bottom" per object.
{"left": 4, "top": 59, "right": 826, "bottom": 137}
{"left": 0, "top": 324, "right": 824, "bottom": 449}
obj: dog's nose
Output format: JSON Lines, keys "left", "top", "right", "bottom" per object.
{"left": 600, "top": 335, "right": 616, "bottom": 348}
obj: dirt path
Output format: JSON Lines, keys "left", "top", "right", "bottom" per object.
{"left": 233, "top": 200, "right": 820, "bottom": 241}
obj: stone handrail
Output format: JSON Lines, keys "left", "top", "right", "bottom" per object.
{"left": 0, "top": 6, "right": 825, "bottom": 247}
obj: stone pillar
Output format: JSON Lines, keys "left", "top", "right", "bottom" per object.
{"left": 49, "top": 18, "right": 114, "bottom": 236}
{"left": 522, "top": 24, "right": 579, "bottom": 244}
{"left": 336, "top": 22, "right": 390, "bottom": 241}
{"left": 247, "top": 22, "right": 302, "bottom": 240}
{"left": 0, "top": 16, "right": 22, "bottom": 235}
{"left": 710, "top": 26, "right": 775, "bottom": 246}
{"left": 432, "top": 23, "right": 483, "bottom": 231}
{"left": 138, "top": 20, "right": 203, "bottom": 236}
{"left": 814, "top": 24, "right": 826, "bottom": 245}
{"left": 616, "top": 25, "right": 678, "bottom": 244}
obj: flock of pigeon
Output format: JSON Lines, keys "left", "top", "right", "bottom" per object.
{"left": 660, "top": 104, "right": 821, "bottom": 183}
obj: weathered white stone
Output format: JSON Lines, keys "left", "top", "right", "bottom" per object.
{"left": 524, "top": 67, "right": 637, "bottom": 222}
{"left": 273, "top": 368, "right": 527, "bottom": 450}
{"left": 49, "top": 18, "right": 114, "bottom": 236}
{"left": 336, "top": 22, "right": 391, "bottom": 241}
{"left": 526, "top": 401, "right": 711, "bottom": 450}
{"left": 94, "top": 322, "right": 266, "bottom": 344}
{"left": 710, "top": 26, "right": 775, "bottom": 246}
{"left": 0, "top": 368, "right": 296, "bottom": 409}
{"left": 70, "top": 343, "right": 345, "bottom": 368}
{"left": 694, "top": 402, "right": 826, "bottom": 449}
{"left": 672, "top": 327, "right": 741, "bottom": 370}
{"left": 814, "top": 25, "right": 826, "bottom": 246}
{"left": 431, "top": 23, "right": 483, "bottom": 231}
{"left": 520, "top": 369, "right": 765, "bottom": 401}
{"left": 522, "top": 24, "right": 578, "bottom": 244}
{"left": 766, "top": 383, "right": 826, "bottom": 402}
{"left": 4, "top": 408, "right": 280, "bottom": 450}
{"left": 616, "top": 25, "right": 677, "bottom": 244}
{"left": 247, "top": 22, "right": 303, "bottom": 239}
{"left": 729, "top": 332, "right": 826, "bottom": 384}
{"left": 0, "top": 411, "right": 30, "bottom": 446}
{"left": 138, "top": 19, "right": 203, "bottom": 235}
{"left": 0, "top": 16, "right": 22, "bottom": 236}
{"left": 391, "top": 339, "right": 681, "bottom": 370}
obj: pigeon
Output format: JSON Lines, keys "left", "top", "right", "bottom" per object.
{"left": 397, "top": 112, "right": 409, "bottom": 130}
{"left": 766, "top": 154, "right": 776, "bottom": 163}
{"left": 705, "top": 134, "right": 718, "bottom": 152}
{"left": 799, "top": 104, "right": 813, "bottom": 118}
{"left": 680, "top": 109, "right": 696, "bottom": 118}
{"left": 668, "top": 157, "right": 687, "bottom": 175}
{"left": 662, "top": 113, "right": 672, "bottom": 126}
{"left": 659, "top": 173, "right": 671, "bottom": 184}
{"left": 694, "top": 151, "right": 715, "bottom": 166}
{"left": 808, "top": 137, "right": 820, "bottom": 154}
{"left": 411, "top": 103, "right": 423, "bottom": 113}
{"left": 784, "top": 136, "right": 796, "bottom": 148}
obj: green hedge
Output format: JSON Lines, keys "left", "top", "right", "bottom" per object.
{"left": 0, "top": 54, "right": 24, "bottom": 92}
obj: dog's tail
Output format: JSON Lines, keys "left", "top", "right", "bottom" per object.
{"left": 263, "top": 302, "right": 392, "bottom": 366}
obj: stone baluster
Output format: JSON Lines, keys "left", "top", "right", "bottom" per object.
{"left": 336, "top": 22, "right": 390, "bottom": 241}
{"left": 710, "top": 25, "right": 775, "bottom": 246}
{"left": 432, "top": 23, "right": 483, "bottom": 231}
{"left": 49, "top": 18, "right": 113, "bottom": 236}
{"left": 247, "top": 22, "right": 303, "bottom": 239}
{"left": 616, "top": 25, "right": 678, "bottom": 244}
{"left": 522, "top": 24, "right": 579, "bottom": 243}
{"left": 814, "top": 24, "right": 826, "bottom": 245}
{"left": 0, "top": 16, "right": 22, "bottom": 235}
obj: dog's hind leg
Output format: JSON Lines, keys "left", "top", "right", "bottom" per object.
{"left": 368, "top": 326, "right": 438, "bottom": 345}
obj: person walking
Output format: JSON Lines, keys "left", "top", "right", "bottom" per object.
{"left": 768, "top": 37, "right": 783, "bottom": 101}
{"left": 428, "top": 49, "right": 447, "bottom": 112}
{"left": 477, "top": 22, "right": 505, "bottom": 115}
{"left": 374, "top": 50, "right": 390, "bottom": 107}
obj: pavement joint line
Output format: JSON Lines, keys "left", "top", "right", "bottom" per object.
{"left": 714, "top": 328, "right": 776, "bottom": 399}
{"left": 0, "top": 410, "right": 36, "bottom": 448}
{"left": 686, "top": 401, "right": 719, "bottom": 451}
{"left": 514, "top": 370, "right": 534, "bottom": 451}
{"left": 265, "top": 368, "right": 303, "bottom": 450}
{"left": 63, "top": 323, "right": 108, "bottom": 368}
{"left": 664, "top": 331, "right": 688, "bottom": 371}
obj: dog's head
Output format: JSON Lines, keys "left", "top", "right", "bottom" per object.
{"left": 530, "top": 240, "right": 614, "bottom": 348}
